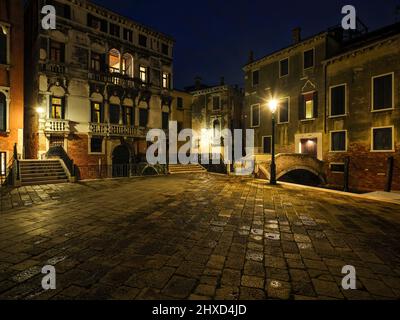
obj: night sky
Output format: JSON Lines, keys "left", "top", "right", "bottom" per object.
{"left": 92, "top": 0, "right": 400, "bottom": 89}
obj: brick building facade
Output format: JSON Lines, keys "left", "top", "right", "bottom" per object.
{"left": 0, "top": 0, "right": 24, "bottom": 180}
{"left": 243, "top": 23, "right": 400, "bottom": 192}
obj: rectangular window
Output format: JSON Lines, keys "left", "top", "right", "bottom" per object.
{"left": 140, "top": 66, "right": 148, "bottom": 83}
{"left": 299, "top": 92, "right": 318, "bottom": 120}
{"left": 50, "top": 40, "right": 65, "bottom": 63}
{"left": 372, "top": 74, "right": 393, "bottom": 111}
{"left": 280, "top": 58, "right": 289, "bottom": 77}
{"left": 303, "top": 49, "right": 314, "bottom": 69}
{"left": 123, "top": 28, "right": 133, "bottom": 42}
{"left": 0, "top": 151, "right": 6, "bottom": 176}
{"left": 161, "top": 43, "right": 169, "bottom": 55}
{"left": 109, "top": 23, "right": 120, "bottom": 38}
{"left": 87, "top": 14, "right": 107, "bottom": 32}
{"left": 330, "top": 131, "right": 347, "bottom": 152}
{"left": 278, "top": 98, "right": 289, "bottom": 123}
{"left": 251, "top": 104, "right": 260, "bottom": 127}
{"left": 263, "top": 136, "right": 272, "bottom": 154}
{"left": 139, "top": 34, "right": 147, "bottom": 47}
{"left": 162, "top": 112, "right": 169, "bottom": 130}
{"left": 90, "top": 52, "right": 101, "bottom": 71}
{"left": 252, "top": 70, "right": 259, "bottom": 86}
{"left": 213, "top": 96, "right": 221, "bottom": 110}
{"left": 50, "top": 97, "right": 64, "bottom": 119}
{"left": 125, "top": 106, "right": 134, "bottom": 126}
{"left": 0, "top": 30, "right": 7, "bottom": 64}
{"left": 330, "top": 84, "right": 346, "bottom": 116}
{"left": 139, "top": 108, "right": 148, "bottom": 127}
{"left": 330, "top": 163, "right": 345, "bottom": 173}
{"left": 90, "top": 137, "right": 103, "bottom": 153}
{"left": 0, "top": 92, "right": 6, "bottom": 131}
{"left": 109, "top": 104, "right": 120, "bottom": 124}
{"left": 91, "top": 102, "right": 103, "bottom": 123}
{"left": 372, "top": 127, "right": 394, "bottom": 151}
{"left": 162, "top": 72, "right": 170, "bottom": 89}
{"left": 177, "top": 97, "right": 183, "bottom": 109}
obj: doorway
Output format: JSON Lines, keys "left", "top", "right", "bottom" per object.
{"left": 300, "top": 138, "right": 317, "bottom": 157}
{"left": 112, "top": 144, "right": 130, "bottom": 177}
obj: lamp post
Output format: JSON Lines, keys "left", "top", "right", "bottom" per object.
{"left": 268, "top": 100, "right": 278, "bottom": 185}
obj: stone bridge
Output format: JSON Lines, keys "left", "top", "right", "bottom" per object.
{"left": 255, "top": 153, "right": 326, "bottom": 184}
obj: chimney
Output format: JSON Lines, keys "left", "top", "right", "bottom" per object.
{"left": 248, "top": 50, "right": 254, "bottom": 64}
{"left": 220, "top": 76, "right": 225, "bottom": 86}
{"left": 195, "top": 76, "right": 202, "bottom": 89}
{"left": 292, "top": 27, "right": 301, "bottom": 44}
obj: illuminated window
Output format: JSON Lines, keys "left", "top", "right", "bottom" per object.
{"left": 300, "top": 92, "right": 317, "bottom": 120}
{"left": 122, "top": 53, "right": 134, "bottom": 77}
{"left": 0, "top": 152, "right": 6, "bottom": 176}
{"left": 140, "top": 66, "right": 148, "bottom": 83}
{"left": 50, "top": 97, "right": 64, "bottom": 119}
{"left": 162, "top": 72, "right": 170, "bottom": 89}
{"left": 305, "top": 100, "right": 313, "bottom": 119}
{"left": 109, "top": 49, "right": 120, "bottom": 73}
{"left": 91, "top": 102, "right": 103, "bottom": 123}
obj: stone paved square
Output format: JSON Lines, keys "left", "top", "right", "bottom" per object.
{"left": 0, "top": 174, "right": 400, "bottom": 300}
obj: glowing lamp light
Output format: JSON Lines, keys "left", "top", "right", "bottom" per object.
{"left": 36, "top": 107, "right": 45, "bottom": 115}
{"left": 268, "top": 99, "right": 278, "bottom": 114}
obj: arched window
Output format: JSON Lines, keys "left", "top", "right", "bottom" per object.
{"left": 122, "top": 53, "right": 134, "bottom": 77}
{"left": 109, "top": 49, "right": 120, "bottom": 73}
{"left": 0, "top": 92, "right": 6, "bottom": 132}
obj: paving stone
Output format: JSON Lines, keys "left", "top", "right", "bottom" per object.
{"left": 241, "top": 275, "right": 264, "bottom": 289}
{"left": 312, "top": 279, "right": 344, "bottom": 299}
{"left": 162, "top": 276, "right": 197, "bottom": 299}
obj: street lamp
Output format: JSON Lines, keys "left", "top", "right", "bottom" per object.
{"left": 268, "top": 99, "right": 278, "bottom": 185}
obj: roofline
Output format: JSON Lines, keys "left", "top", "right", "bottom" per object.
{"left": 83, "top": 0, "right": 175, "bottom": 43}
{"left": 243, "top": 31, "right": 329, "bottom": 71}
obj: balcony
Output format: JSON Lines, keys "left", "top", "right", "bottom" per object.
{"left": 44, "top": 119, "right": 70, "bottom": 136}
{"left": 89, "top": 123, "right": 148, "bottom": 138}
{"left": 88, "top": 71, "right": 142, "bottom": 88}
{"left": 39, "top": 62, "right": 67, "bottom": 74}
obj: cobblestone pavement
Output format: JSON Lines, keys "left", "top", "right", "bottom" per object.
{"left": 0, "top": 174, "right": 400, "bottom": 300}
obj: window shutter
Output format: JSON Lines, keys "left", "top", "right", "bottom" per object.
{"left": 100, "top": 54, "right": 107, "bottom": 73}
{"left": 298, "top": 95, "right": 305, "bottom": 120}
{"left": 60, "top": 43, "right": 65, "bottom": 63}
{"left": 313, "top": 91, "right": 318, "bottom": 118}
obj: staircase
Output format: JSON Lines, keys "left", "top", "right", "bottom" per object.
{"left": 168, "top": 163, "right": 207, "bottom": 175}
{"left": 19, "top": 160, "right": 69, "bottom": 186}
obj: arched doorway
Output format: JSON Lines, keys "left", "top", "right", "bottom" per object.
{"left": 112, "top": 144, "right": 130, "bottom": 177}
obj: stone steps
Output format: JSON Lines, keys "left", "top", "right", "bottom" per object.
{"left": 168, "top": 164, "right": 207, "bottom": 174}
{"left": 19, "top": 160, "right": 69, "bottom": 186}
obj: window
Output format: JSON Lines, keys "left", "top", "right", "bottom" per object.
{"left": 125, "top": 106, "right": 134, "bottom": 126}
{"left": 278, "top": 98, "right": 289, "bottom": 123}
{"left": 140, "top": 66, "right": 148, "bottom": 83}
{"left": 0, "top": 28, "right": 7, "bottom": 64}
{"left": 91, "top": 102, "right": 103, "bottom": 123}
{"left": 280, "top": 58, "right": 289, "bottom": 77}
{"left": 90, "top": 137, "right": 103, "bottom": 153}
{"left": 372, "top": 127, "right": 394, "bottom": 151}
{"left": 90, "top": 52, "right": 101, "bottom": 71}
{"left": 139, "top": 108, "right": 148, "bottom": 127}
{"left": 330, "top": 84, "right": 346, "bottom": 116}
{"left": 50, "top": 40, "right": 65, "bottom": 63}
{"left": 330, "top": 163, "right": 345, "bottom": 173}
{"left": 109, "top": 49, "right": 120, "bottom": 73}
{"left": 177, "top": 97, "right": 183, "bottom": 109}
{"left": 161, "top": 43, "right": 169, "bottom": 55}
{"left": 109, "top": 105, "right": 120, "bottom": 124}
{"left": 162, "top": 72, "right": 170, "bottom": 89}
{"left": 372, "top": 74, "right": 393, "bottom": 111}
{"left": 299, "top": 92, "right": 318, "bottom": 120}
{"left": 122, "top": 53, "right": 134, "bottom": 77}
{"left": 87, "top": 14, "right": 107, "bottom": 32}
{"left": 251, "top": 104, "right": 260, "bottom": 127}
{"left": 212, "top": 96, "right": 220, "bottom": 110}
{"left": 47, "top": 0, "right": 71, "bottom": 19}
{"left": 50, "top": 97, "right": 64, "bottom": 119}
{"left": 0, "top": 151, "right": 6, "bottom": 176}
{"left": 162, "top": 112, "right": 169, "bottom": 130}
{"left": 303, "top": 49, "right": 314, "bottom": 69}
{"left": 0, "top": 92, "right": 6, "bottom": 131}
{"left": 123, "top": 28, "right": 133, "bottom": 42}
{"left": 330, "top": 131, "right": 347, "bottom": 152}
{"left": 109, "top": 23, "right": 120, "bottom": 38}
{"left": 252, "top": 70, "right": 259, "bottom": 86}
{"left": 139, "top": 34, "right": 147, "bottom": 47}
{"left": 177, "top": 122, "right": 183, "bottom": 133}
{"left": 263, "top": 136, "right": 272, "bottom": 154}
